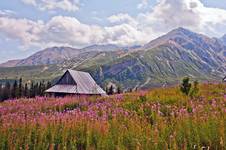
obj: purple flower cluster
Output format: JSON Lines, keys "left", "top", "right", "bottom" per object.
{"left": 0, "top": 96, "right": 131, "bottom": 128}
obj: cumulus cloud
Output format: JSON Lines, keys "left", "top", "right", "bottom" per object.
{"left": 0, "top": 15, "right": 146, "bottom": 48}
{"left": 137, "top": 0, "right": 149, "bottom": 9}
{"left": 138, "top": 0, "right": 226, "bottom": 36}
{"left": 42, "top": 16, "right": 105, "bottom": 47}
{"left": 21, "top": 0, "right": 80, "bottom": 12}
{"left": 107, "top": 13, "right": 138, "bottom": 26}
{"left": 0, "top": 17, "right": 43, "bottom": 47}
{"left": 40, "top": 16, "right": 146, "bottom": 47}
{"left": 1, "top": 0, "right": 226, "bottom": 50}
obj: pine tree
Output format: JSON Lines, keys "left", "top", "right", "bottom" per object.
{"left": 30, "top": 81, "right": 35, "bottom": 98}
{"left": 24, "top": 83, "right": 28, "bottom": 97}
{"left": 34, "top": 82, "right": 39, "bottom": 97}
{"left": 108, "top": 85, "right": 114, "bottom": 95}
{"left": 47, "top": 81, "right": 52, "bottom": 89}
{"left": 0, "top": 83, "right": 2, "bottom": 102}
{"left": 37, "top": 82, "right": 41, "bottom": 96}
{"left": 6, "top": 81, "right": 11, "bottom": 99}
{"left": 18, "top": 78, "right": 23, "bottom": 98}
{"left": 38, "top": 81, "right": 45, "bottom": 96}
{"left": 43, "top": 81, "right": 47, "bottom": 95}
{"left": 12, "top": 80, "right": 18, "bottom": 99}
{"left": 117, "top": 86, "right": 122, "bottom": 94}
{"left": 180, "top": 77, "right": 192, "bottom": 96}
{"left": 2, "top": 82, "right": 11, "bottom": 100}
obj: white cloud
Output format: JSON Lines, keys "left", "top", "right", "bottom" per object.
{"left": 0, "top": 16, "right": 145, "bottom": 48}
{"left": 42, "top": 16, "right": 147, "bottom": 47}
{"left": 137, "top": 0, "right": 148, "bottom": 9}
{"left": 42, "top": 16, "right": 105, "bottom": 47}
{"left": 137, "top": 0, "right": 226, "bottom": 36}
{"left": 0, "top": 17, "right": 43, "bottom": 47}
{"left": 21, "top": 0, "right": 80, "bottom": 12}
{"left": 0, "top": 10, "right": 16, "bottom": 17}
{"left": 107, "top": 13, "right": 138, "bottom": 26}
{"left": 1, "top": 0, "right": 226, "bottom": 50}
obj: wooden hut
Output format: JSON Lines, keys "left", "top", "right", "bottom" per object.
{"left": 45, "top": 69, "right": 106, "bottom": 96}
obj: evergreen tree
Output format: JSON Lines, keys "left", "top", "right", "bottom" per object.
{"left": 38, "top": 81, "right": 45, "bottom": 96}
{"left": 128, "top": 88, "right": 133, "bottom": 93}
{"left": 37, "top": 82, "right": 41, "bottom": 96}
{"left": 180, "top": 77, "right": 192, "bottom": 96}
{"left": 108, "top": 85, "right": 114, "bottom": 95}
{"left": 30, "top": 81, "right": 35, "bottom": 98}
{"left": 43, "top": 81, "right": 47, "bottom": 95}
{"left": 117, "top": 86, "right": 122, "bottom": 94}
{"left": 135, "top": 87, "right": 138, "bottom": 91}
{"left": 6, "top": 81, "right": 11, "bottom": 99}
{"left": 34, "top": 82, "right": 39, "bottom": 97}
{"left": 18, "top": 78, "right": 23, "bottom": 98}
{"left": 2, "top": 82, "right": 11, "bottom": 100}
{"left": 0, "top": 79, "right": 53, "bottom": 100}
{"left": 47, "top": 81, "right": 52, "bottom": 89}
{"left": 24, "top": 83, "right": 28, "bottom": 97}
{"left": 12, "top": 80, "right": 18, "bottom": 98}
{"left": 0, "top": 83, "right": 2, "bottom": 102}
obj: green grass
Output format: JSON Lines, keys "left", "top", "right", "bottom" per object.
{"left": 0, "top": 83, "right": 225, "bottom": 149}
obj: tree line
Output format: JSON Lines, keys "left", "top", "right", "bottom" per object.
{"left": 105, "top": 85, "right": 123, "bottom": 95}
{"left": 0, "top": 78, "right": 52, "bottom": 102}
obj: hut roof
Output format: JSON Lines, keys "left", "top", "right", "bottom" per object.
{"left": 46, "top": 69, "right": 106, "bottom": 95}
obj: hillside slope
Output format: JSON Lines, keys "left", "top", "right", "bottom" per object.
{"left": 0, "top": 28, "right": 225, "bottom": 90}
{"left": 0, "top": 44, "right": 123, "bottom": 67}
{"left": 0, "top": 60, "right": 21, "bottom": 67}
{"left": 73, "top": 28, "right": 226, "bottom": 89}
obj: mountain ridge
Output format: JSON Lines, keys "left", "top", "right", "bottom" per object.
{"left": 1, "top": 27, "right": 225, "bottom": 68}
{"left": 0, "top": 44, "right": 124, "bottom": 67}
{"left": 0, "top": 27, "right": 225, "bottom": 90}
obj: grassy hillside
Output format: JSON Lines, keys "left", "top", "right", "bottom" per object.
{"left": 0, "top": 65, "right": 62, "bottom": 82}
{"left": 0, "top": 83, "right": 225, "bottom": 149}
{"left": 0, "top": 51, "right": 123, "bottom": 82}
{"left": 79, "top": 44, "right": 224, "bottom": 90}
{"left": 0, "top": 45, "right": 224, "bottom": 90}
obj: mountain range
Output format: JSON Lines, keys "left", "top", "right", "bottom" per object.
{"left": 0, "top": 27, "right": 225, "bottom": 90}
{"left": 0, "top": 44, "right": 125, "bottom": 67}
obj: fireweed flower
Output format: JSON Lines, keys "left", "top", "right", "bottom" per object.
{"left": 0, "top": 84, "right": 225, "bottom": 149}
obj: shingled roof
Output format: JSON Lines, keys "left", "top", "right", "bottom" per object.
{"left": 46, "top": 69, "right": 106, "bottom": 96}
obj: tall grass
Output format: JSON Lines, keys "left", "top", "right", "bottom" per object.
{"left": 0, "top": 83, "right": 225, "bottom": 150}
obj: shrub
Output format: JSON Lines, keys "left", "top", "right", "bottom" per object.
{"left": 180, "top": 77, "right": 192, "bottom": 96}
{"left": 190, "top": 80, "right": 199, "bottom": 98}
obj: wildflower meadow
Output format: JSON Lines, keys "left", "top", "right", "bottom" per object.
{"left": 0, "top": 83, "right": 225, "bottom": 150}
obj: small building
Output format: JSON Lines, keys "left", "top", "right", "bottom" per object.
{"left": 45, "top": 69, "right": 106, "bottom": 96}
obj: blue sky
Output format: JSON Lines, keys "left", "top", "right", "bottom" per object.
{"left": 0, "top": 0, "right": 226, "bottom": 63}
